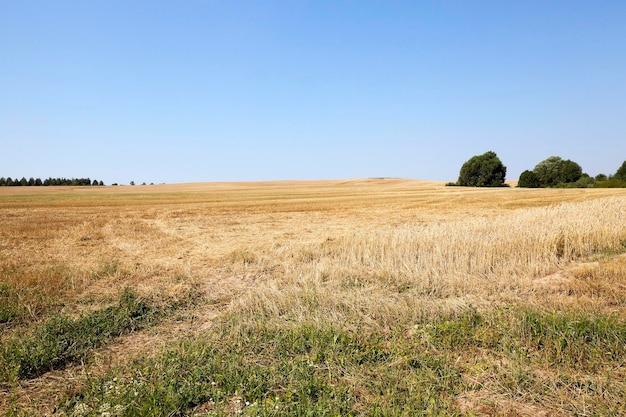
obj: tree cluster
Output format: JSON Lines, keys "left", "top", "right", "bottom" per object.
{"left": 450, "top": 152, "right": 626, "bottom": 188}
{"left": 0, "top": 177, "right": 104, "bottom": 187}
{"left": 518, "top": 156, "right": 582, "bottom": 188}
{"left": 518, "top": 157, "right": 626, "bottom": 188}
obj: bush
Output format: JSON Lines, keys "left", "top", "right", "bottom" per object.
{"left": 517, "top": 170, "right": 540, "bottom": 188}
{"left": 456, "top": 151, "right": 507, "bottom": 187}
{"left": 574, "top": 174, "right": 596, "bottom": 188}
{"left": 594, "top": 179, "right": 626, "bottom": 188}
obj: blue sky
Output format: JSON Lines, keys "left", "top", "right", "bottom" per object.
{"left": 2, "top": 1, "right": 625, "bottom": 185}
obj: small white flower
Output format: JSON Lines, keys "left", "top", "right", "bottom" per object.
{"left": 72, "top": 402, "right": 91, "bottom": 417}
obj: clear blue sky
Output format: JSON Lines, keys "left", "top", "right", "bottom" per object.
{"left": 2, "top": 1, "right": 625, "bottom": 185}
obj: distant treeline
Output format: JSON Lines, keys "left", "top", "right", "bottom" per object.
{"left": 0, "top": 177, "right": 104, "bottom": 186}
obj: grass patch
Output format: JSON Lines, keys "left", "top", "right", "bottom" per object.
{"left": 419, "top": 307, "right": 626, "bottom": 414}
{"left": 0, "top": 288, "right": 159, "bottom": 382}
{"left": 59, "top": 319, "right": 463, "bottom": 416}
{"left": 518, "top": 308, "right": 626, "bottom": 370}
{"left": 55, "top": 307, "right": 626, "bottom": 416}
{"left": 425, "top": 308, "right": 626, "bottom": 369}
{"left": 0, "top": 263, "right": 82, "bottom": 330}
{"left": 0, "top": 283, "right": 22, "bottom": 325}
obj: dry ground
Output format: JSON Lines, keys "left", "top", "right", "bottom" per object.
{"left": 1, "top": 179, "right": 626, "bottom": 415}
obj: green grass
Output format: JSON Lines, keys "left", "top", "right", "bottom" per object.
{"left": 425, "top": 308, "right": 626, "bottom": 369}
{"left": 54, "top": 306, "right": 626, "bottom": 416}
{"left": 0, "top": 283, "right": 22, "bottom": 325}
{"left": 7, "top": 302, "right": 624, "bottom": 415}
{"left": 424, "top": 308, "right": 626, "bottom": 414}
{"left": 518, "top": 309, "right": 626, "bottom": 370}
{"left": 59, "top": 319, "right": 463, "bottom": 416}
{"left": 0, "top": 288, "right": 159, "bottom": 382}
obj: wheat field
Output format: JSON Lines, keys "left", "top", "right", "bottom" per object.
{"left": 1, "top": 179, "right": 626, "bottom": 416}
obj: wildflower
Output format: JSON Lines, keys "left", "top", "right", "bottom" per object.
{"left": 71, "top": 402, "right": 91, "bottom": 417}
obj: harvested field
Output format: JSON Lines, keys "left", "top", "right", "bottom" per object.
{"left": 1, "top": 179, "right": 626, "bottom": 415}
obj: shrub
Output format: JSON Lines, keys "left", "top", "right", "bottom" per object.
{"left": 517, "top": 170, "right": 540, "bottom": 188}
{"left": 574, "top": 174, "right": 596, "bottom": 188}
{"left": 595, "top": 179, "right": 626, "bottom": 188}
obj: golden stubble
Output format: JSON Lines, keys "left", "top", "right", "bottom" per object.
{"left": 2, "top": 179, "right": 625, "bottom": 313}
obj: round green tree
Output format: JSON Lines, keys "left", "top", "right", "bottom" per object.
{"left": 457, "top": 151, "right": 507, "bottom": 187}
{"left": 532, "top": 156, "right": 582, "bottom": 187}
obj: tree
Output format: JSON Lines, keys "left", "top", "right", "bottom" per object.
{"left": 561, "top": 160, "right": 583, "bottom": 183}
{"left": 614, "top": 160, "right": 626, "bottom": 181}
{"left": 518, "top": 170, "right": 540, "bottom": 188}
{"left": 532, "top": 156, "right": 582, "bottom": 187}
{"left": 456, "top": 151, "right": 507, "bottom": 187}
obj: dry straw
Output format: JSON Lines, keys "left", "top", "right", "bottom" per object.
{"left": 231, "top": 196, "right": 626, "bottom": 327}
